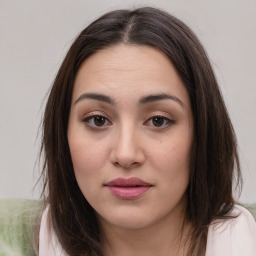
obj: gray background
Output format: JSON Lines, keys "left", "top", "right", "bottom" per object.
{"left": 0, "top": 0, "right": 255, "bottom": 203}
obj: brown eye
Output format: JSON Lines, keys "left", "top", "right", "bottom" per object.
{"left": 145, "top": 115, "right": 174, "bottom": 128}
{"left": 83, "top": 115, "right": 111, "bottom": 128}
{"left": 152, "top": 116, "right": 165, "bottom": 127}
{"left": 94, "top": 116, "right": 106, "bottom": 126}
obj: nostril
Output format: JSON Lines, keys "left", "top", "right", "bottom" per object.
{"left": 113, "top": 161, "right": 141, "bottom": 169}
{"left": 110, "top": 139, "right": 146, "bottom": 168}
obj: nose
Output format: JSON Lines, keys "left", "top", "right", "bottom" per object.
{"left": 110, "top": 124, "right": 146, "bottom": 169}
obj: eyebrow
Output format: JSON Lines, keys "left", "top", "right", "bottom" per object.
{"left": 75, "top": 93, "right": 115, "bottom": 105}
{"left": 139, "top": 93, "right": 184, "bottom": 107}
{"left": 74, "top": 92, "right": 184, "bottom": 107}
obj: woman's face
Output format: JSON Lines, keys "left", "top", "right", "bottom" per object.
{"left": 68, "top": 44, "right": 193, "bottom": 230}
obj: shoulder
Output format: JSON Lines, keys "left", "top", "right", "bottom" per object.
{"left": 206, "top": 204, "right": 256, "bottom": 256}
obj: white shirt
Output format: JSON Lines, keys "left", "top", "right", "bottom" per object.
{"left": 39, "top": 204, "right": 256, "bottom": 256}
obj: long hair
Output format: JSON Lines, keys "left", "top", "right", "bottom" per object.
{"left": 40, "top": 7, "right": 241, "bottom": 256}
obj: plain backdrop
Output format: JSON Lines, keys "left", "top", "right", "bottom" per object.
{"left": 0, "top": 0, "right": 255, "bottom": 203}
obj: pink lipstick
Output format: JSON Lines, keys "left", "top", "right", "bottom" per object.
{"left": 105, "top": 177, "right": 152, "bottom": 200}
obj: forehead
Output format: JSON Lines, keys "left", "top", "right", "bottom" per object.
{"left": 72, "top": 44, "right": 189, "bottom": 106}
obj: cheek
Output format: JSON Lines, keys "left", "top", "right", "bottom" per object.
{"left": 150, "top": 135, "right": 192, "bottom": 169}
{"left": 68, "top": 135, "right": 108, "bottom": 180}
{"left": 159, "top": 144, "right": 191, "bottom": 209}
{"left": 68, "top": 137, "right": 109, "bottom": 203}
{"left": 148, "top": 135, "right": 192, "bottom": 189}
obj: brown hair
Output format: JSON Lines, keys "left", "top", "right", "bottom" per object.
{"left": 40, "top": 6, "right": 241, "bottom": 256}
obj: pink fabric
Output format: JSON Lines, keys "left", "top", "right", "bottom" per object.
{"left": 39, "top": 204, "right": 256, "bottom": 256}
{"left": 39, "top": 206, "right": 68, "bottom": 256}
{"left": 206, "top": 205, "right": 256, "bottom": 256}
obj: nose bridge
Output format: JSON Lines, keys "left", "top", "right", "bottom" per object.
{"left": 118, "top": 121, "right": 136, "bottom": 151}
{"left": 111, "top": 119, "right": 145, "bottom": 168}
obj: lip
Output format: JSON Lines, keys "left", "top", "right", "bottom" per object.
{"left": 105, "top": 177, "right": 152, "bottom": 200}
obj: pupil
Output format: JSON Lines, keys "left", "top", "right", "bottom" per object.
{"left": 153, "top": 117, "right": 164, "bottom": 127}
{"left": 94, "top": 116, "right": 105, "bottom": 126}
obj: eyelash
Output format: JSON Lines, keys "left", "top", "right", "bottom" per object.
{"left": 82, "top": 114, "right": 175, "bottom": 129}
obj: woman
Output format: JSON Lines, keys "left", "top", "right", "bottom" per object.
{"left": 38, "top": 6, "right": 256, "bottom": 256}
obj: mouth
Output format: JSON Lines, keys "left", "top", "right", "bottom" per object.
{"left": 104, "top": 177, "right": 152, "bottom": 200}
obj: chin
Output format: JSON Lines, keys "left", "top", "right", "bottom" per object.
{"left": 97, "top": 206, "right": 168, "bottom": 231}
{"left": 109, "top": 216, "right": 153, "bottom": 230}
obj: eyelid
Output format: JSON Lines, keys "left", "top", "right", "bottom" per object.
{"left": 144, "top": 112, "right": 174, "bottom": 122}
{"left": 82, "top": 111, "right": 111, "bottom": 120}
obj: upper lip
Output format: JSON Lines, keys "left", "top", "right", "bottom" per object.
{"left": 105, "top": 177, "right": 152, "bottom": 187}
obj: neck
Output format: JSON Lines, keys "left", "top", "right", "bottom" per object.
{"left": 99, "top": 208, "right": 191, "bottom": 256}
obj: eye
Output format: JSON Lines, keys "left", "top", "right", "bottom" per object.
{"left": 83, "top": 115, "right": 111, "bottom": 128}
{"left": 145, "top": 115, "right": 174, "bottom": 128}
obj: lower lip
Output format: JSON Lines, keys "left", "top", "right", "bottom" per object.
{"left": 106, "top": 186, "right": 151, "bottom": 200}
